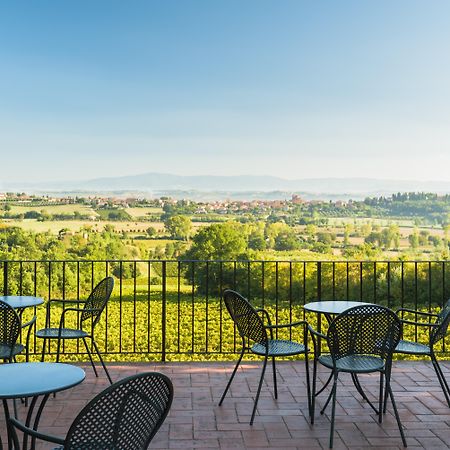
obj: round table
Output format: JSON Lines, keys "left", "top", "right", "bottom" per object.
{"left": 303, "top": 300, "right": 378, "bottom": 404}
{"left": 304, "top": 300, "right": 372, "bottom": 321}
{"left": 0, "top": 362, "right": 85, "bottom": 450}
{"left": 0, "top": 296, "right": 44, "bottom": 310}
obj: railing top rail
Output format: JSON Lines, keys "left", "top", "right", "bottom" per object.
{"left": 0, "top": 259, "right": 449, "bottom": 264}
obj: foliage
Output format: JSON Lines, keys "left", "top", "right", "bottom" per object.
{"left": 95, "top": 208, "right": 131, "bottom": 221}
{"left": 164, "top": 215, "right": 192, "bottom": 241}
{"left": 0, "top": 226, "right": 141, "bottom": 294}
{"left": 183, "top": 222, "right": 248, "bottom": 261}
{"left": 15, "top": 283, "right": 450, "bottom": 363}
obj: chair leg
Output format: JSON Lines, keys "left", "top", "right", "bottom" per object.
{"left": 320, "top": 386, "right": 334, "bottom": 415}
{"left": 219, "top": 347, "right": 245, "bottom": 406}
{"left": 91, "top": 339, "right": 112, "bottom": 384}
{"left": 305, "top": 351, "right": 312, "bottom": 420}
{"left": 272, "top": 357, "right": 278, "bottom": 399}
{"left": 311, "top": 355, "right": 318, "bottom": 424}
{"left": 56, "top": 338, "right": 62, "bottom": 363}
{"left": 250, "top": 355, "right": 268, "bottom": 425}
{"left": 329, "top": 373, "right": 338, "bottom": 449}
{"left": 431, "top": 354, "right": 450, "bottom": 408}
{"left": 40, "top": 339, "right": 46, "bottom": 362}
{"left": 82, "top": 338, "right": 99, "bottom": 378}
{"left": 386, "top": 380, "right": 407, "bottom": 447}
{"left": 383, "top": 359, "right": 392, "bottom": 414}
{"left": 378, "top": 371, "right": 384, "bottom": 424}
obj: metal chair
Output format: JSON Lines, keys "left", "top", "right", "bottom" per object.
{"left": 0, "top": 300, "right": 36, "bottom": 363}
{"left": 219, "top": 289, "right": 311, "bottom": 425}
{"left": 9, "top": 371, "right": 173, "bottom": 450}
{"left": 393, "top": 299, "right": 450, "bottom": 408}
{"left": 309, "top": 304, "right": 406, "bottom": 448}
{"left": 36, "top": 277, "right": 114, "bottom": 383}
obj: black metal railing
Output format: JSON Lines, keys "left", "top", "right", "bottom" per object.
{"left": 1, "top": 259, "right": 450, "bottom": 360}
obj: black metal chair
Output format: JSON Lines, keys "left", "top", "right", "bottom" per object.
{"left": 393, "top": 299, "right": 450, "bottom": 408}
{"left": 0, "top": 300, "right": 36, "bottom": 363}
{"left": 309, "top": 304, "right": 406, "bottom": 448}
{"left": 219, "top": 289, "right": 311, "bottom": 425}
{"left": 9, "top": 371, "right": 173, "bottom": 449}
{"left": 36, "top": 277, "right": 114, "bottom": 383}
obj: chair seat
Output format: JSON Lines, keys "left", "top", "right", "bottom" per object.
{"left": 319, "top": 354, "right": 385, "bottom": 373}
{"left": 0, "top": 343, "right": 25, "bottom": 359}
{"left": 36, "top": 328, "right": 89, "bottom": 339}
{"left": 395, "top": 339, "right": 430, "bottom": 355}
{"left": 251, "top": 339, "right": 306, "bottom": 357}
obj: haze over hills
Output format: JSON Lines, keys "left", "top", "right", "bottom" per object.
{"left": 2, "top": 173, "right": 450, "bottom": 201}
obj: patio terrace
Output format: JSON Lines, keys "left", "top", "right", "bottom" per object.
{"left": 2, "top": 360, "right": 450, "bottom": 449}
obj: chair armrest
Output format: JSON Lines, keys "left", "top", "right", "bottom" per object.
{"left": 45, "top": 299, "right": 84, "bottom": 328}
{"left": 306, "top": 324, "right": 326, "bottom": 356}
{"left": 21, "top": 315, "right": 37, "bottom": 329}
{"left": 255, "top": 308, "right": 272, "bottom": 326}
{"left": 9, "top": 417, "right": 65, "bottom": 445}
{"left": 47, "top": 298, "right": 85, "bottom": 307}
{"left": 61, "top": 307, "right": 99, "bottom": 315}
{"left": 396, "top": 308, "right": 439, "bottom": 318}
{"left": 22, "top": 315, "right": 37, "bottom": 362}
{"left": 266, "top": 320, "right": 308, "bottom": 330}
{"left": 399, "top": 318, "right": 438, "bottom": 328}
{"left": 307, "top": 324, "right": 327, "bottom": 340}
{"left": 57, "top": 307, "right": 100, "bottom": 333}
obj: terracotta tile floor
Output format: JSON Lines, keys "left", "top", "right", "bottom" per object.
{"left": 2, "top": 360, "right": 450, "bottom": 449}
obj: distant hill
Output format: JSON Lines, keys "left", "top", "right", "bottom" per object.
{"left": 2, "top": 172, "right": 450, "bottom": 201}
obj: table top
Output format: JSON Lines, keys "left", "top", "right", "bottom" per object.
{"left": 0, "top": 295, "right": 44, "bottom": 309}
{"left": 303, "top": 300, "right": 373, "bottom": 315}
{"left": 0, "top": 362, "right": 85, "bottom": 399}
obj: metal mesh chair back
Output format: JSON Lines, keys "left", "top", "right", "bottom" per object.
{"left": 81, "top": 277, "right": 114, "bottom": 326}
{"left": 327, "top": 304, "right": 401, "bottom": 361}
{"left": 223, "top": 290, "right": 267, "bottom": 345}
{"left": 0, "top": 300, "right": 20, "bottom": 356}
{"left": 431, "top": 299, "right": 450, "bottom": 344}
{"left": 65, "top": 372, "right": 173, "bottom": 450}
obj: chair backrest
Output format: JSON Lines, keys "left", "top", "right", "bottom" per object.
{"left": 223, "top": 289, "right": 267, "bottom": 346}
{"left": 327, "top": 304, "right": 401, "bottom": 361}
{"left": 65, "top": 372, "right": 173, "bottom": 450}
{"left": 0, "top": 300, "right": 21, "bottom": 359}
{"left": 81, "top": 277, "right": 114, "bottom": 327}
{"left": 431, "top": 299, "right": 450, "bottom": 345}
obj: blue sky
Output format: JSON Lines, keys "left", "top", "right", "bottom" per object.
{"left": 1, "top": 1, "right": 450, "bottom": 182}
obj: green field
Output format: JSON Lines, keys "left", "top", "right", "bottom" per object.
{"left": 7, "top": 204, "right": 98, "bottom": 215}
{"left": 3, "top": 219, "right": 166, "bottom": 235}
{"left": 125, "top": 207, "right": 163, "bottom": 218}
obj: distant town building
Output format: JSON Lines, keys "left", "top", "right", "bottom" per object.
{"left": 291, "top": 194, "right": 304, "bottom": 204}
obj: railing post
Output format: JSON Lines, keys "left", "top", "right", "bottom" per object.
{"left": 3, "top": 261, "right": 8, "bottom": 295}
{"left": 161, "top": 261, "right": 167, "bottom": 362}
{"left": 317, "top": 261, "right": 322, "bottom": 300}
{"left": 317, "top": 261, "right": 322, "bottom": 356}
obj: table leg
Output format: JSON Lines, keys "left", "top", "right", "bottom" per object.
{"left": 30, "top": 394, "right": 50, "bottom": 450}
{"left": 314, "top": 371, "right": 334, "bottom": 397}
{"left": 22, "top": 396, "right": 38, "bottom": 450}
{"left": 313, "top": 311, "right": 334, "bottom": 397}
{"left": 351, "top": 373, "right": 379, "bottom": 414}
{"left": 2, "top": 399, "right": 16, "bottom": 450}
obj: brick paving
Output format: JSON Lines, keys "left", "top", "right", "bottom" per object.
{"left": 1, "top": 360, "right": 450, "bottom": 449}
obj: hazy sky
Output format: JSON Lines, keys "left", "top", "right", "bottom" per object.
{"left": 1, "top": 1, "right": 450, "bottom": 182}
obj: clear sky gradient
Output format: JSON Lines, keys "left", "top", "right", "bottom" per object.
{"left": 1, "top": 1, "right": 450, "bottom": 182}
